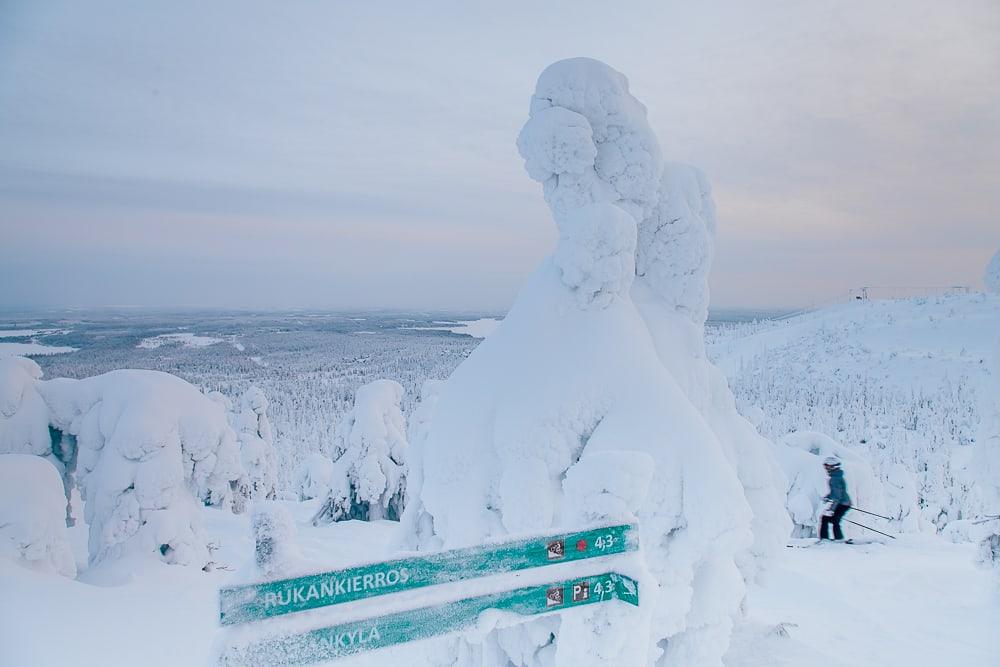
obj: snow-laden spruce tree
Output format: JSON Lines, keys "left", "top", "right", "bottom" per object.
{"left": 773, "top": 431, "right": 887, "bottom": 538}
{"left": 313, "top": 379, "right": 407, "bottom": 523}
{"left": 235, "top": 387, "right": 277, "bottom": 501}
{"left": 0, "top": 454, "right": 76, "bottom": 577}
{"left": 974, "top": 339, "right": 1000, "bottom": 574}
{"left": 38, "top": 370, "right": 246, "bottom": 567}
{"left": 409, "top": 58, "right": 755, "bottom": 666}
{"left": 295, "top": 452, "right": 335, "bottom": 501}
{"left": 985, "top": 248, "right": 1000, "bottom": 294}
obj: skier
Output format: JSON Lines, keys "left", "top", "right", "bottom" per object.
{"left": 819, "top": 456, "right": 852, "bottom": 540}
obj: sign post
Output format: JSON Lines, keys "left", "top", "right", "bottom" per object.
{"left": 221, "top": 572, "right": 638, "bottom": 665}
{"left": 220, "top": 524, "right": 635, "bottom": 625}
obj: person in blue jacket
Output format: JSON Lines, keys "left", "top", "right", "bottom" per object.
{"left": 820, "top": 456, "right": 852, "bottom": 540}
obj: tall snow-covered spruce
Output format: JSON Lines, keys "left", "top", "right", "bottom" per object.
{"left": 407, "top": 58, "right": 776, "bottom": 666}
{"left": 313, "top": 379, "right": 408, "bottom": 523}
{"left": 235, "top": 386, "right": 278, "bottom": 501}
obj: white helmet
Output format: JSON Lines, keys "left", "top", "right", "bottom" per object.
{"left": 823, "top": 456, "right": 841, "bottom": 468}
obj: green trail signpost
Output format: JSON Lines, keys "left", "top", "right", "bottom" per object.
{"left": 220, "top": 524, "right": 635, "bottom": 626}
{"left": 221, "top": 571, "right": 639, "bottom": 665}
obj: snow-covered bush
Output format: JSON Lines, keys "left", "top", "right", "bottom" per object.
{"left": 0, "top": 454, "right": 76, "bottom": 577}
{"left": 774, "top": 431, "right": 887, "bottom": 538}
{"left": 313, "top": 379, "right": 407, "bottom": 523}
{"left": 39, "top": 370, "right": 245, "bottom": 566}
{"left": 251, "top": 502, "right": 300, "bottom": 577}
{"left": 884, "top": 462, "right": 922, "bottom": 532}
{"left": 235, "top": 387, "right": 277, "bottom": 501}
{"left": 408, "top": 59, "right": 757, "bottom": 666}
{"left": 295, "top": 452, "right": 334, "bottom": 501}
{"left": 985, "top": 248, "right": 1000, "bottom": 294}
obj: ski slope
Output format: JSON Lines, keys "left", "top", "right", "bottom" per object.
{"left": 726, "top": 535, "right": 999, "bottom": 666}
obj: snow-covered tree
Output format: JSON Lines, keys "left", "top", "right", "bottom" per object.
{"left": 235, "top": 386, "right": 277, "bottom": 501}
{"left": 974, "top": 339, "right": 1000, "bottom": 574}
{"left": 0, "top": 454, "right": 76, "bottom": 577}
{"left": 773, "top": 431, "right": 887, "bottom": 538}
{"left": 39, "top": 370, "right": 245, "bottom": 567}
{"left": 295, "top": 452, "right": 335, "bottom": 501}
{"left": 408, "top": 59, "right": 758, "bottom": 666}
{"left": 985, "top": 248, "right": 1000, "bottom": 294}
{"left": 313, "top": 379, "right": 407, "bottom": 523}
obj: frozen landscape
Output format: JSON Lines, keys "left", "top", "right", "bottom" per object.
{"left": 2, "top": 4, "right": 1000, "bottom": 665}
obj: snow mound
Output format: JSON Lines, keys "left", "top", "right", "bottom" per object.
{"left": 0, "top": 454, "right": 76, "bottom": 577}
{"left": 39, "top": 370, "right": 246, "bottom": 566}
{"left": 0, "top": 357, "right": 52, "bottom": 458}
{"left": 986, "top": 248, "right": 1000, "bottom": 294}
{"left": 294, "top": 452, "right": 334, "bottom": 501}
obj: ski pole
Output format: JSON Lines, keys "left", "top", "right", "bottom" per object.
{"left": 845, "top": 519, "right": 896, "bottom": 539}
{"left": 849, "top": 507, "right": 892, "bottom": 521}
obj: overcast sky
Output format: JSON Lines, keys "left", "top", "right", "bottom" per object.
{"left": 1, "top": 1, "right": 998, "bottom": 311}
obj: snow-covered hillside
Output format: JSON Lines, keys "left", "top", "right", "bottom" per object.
{"left": 709, "top": 293, "right": 1000, "bottom": 528}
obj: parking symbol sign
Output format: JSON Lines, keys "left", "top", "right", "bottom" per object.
{"left": 571, "top": 580, "right": 590, "bottom": 603}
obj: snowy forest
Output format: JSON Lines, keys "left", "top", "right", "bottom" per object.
{"left": 2, "top": 6, "right": 1000, "bottom": 667}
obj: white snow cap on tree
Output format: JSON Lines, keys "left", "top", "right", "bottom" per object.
{"left": 315, "top": 379, "right": 407, "bottom": 523}
{"left": 517, "top": 57, "right": 663, "bottom": 224}
{"left": 0, "top": 454, "right": 76, "bottom": 577}
{"left": 412, "top": 58, "right": 756, "bottom": 666}
{"left": 236, "top": 386, "right": 277, "bottom": 501}
{"left": 39, "top": 370, "right": 245, "bottom": 567}
{"left": 636, "top": 163, "right": 718, "bottom": 324}
{"left": 986, "top": 248, "right": 1000, "bottom": 294}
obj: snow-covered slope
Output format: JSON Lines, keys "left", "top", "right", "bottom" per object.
{"left": 710, "top": 293, "right": 1000, "bottom": 528}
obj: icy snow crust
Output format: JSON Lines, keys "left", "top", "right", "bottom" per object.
{"left": 412, "top": 58, "right": 788, "bottom": 666}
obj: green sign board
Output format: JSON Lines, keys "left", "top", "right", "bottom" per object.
{"left": 221, "top": 571, "right": 638, "bottom": 665}
{"left": 220, "top": 524, "right": 635, "bottom": 626}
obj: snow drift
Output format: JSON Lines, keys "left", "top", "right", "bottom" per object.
{"left": 408, "top": 58, "right": 775, "bottom": 666}
{"left": 0, "top": 454, "right": 76, "bottom": 577}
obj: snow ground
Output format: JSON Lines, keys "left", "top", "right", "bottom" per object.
{"left": 2, "top": 506, "right": 996, "bottom": 666}
{"left": 137, "top": 333, "right": 225, "bottom": 349}
{"left": 0, "top": 341, "right": 78, "bottom": 357}
{"left": 725, "top": 535, "right": 999, "bottom": 667}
